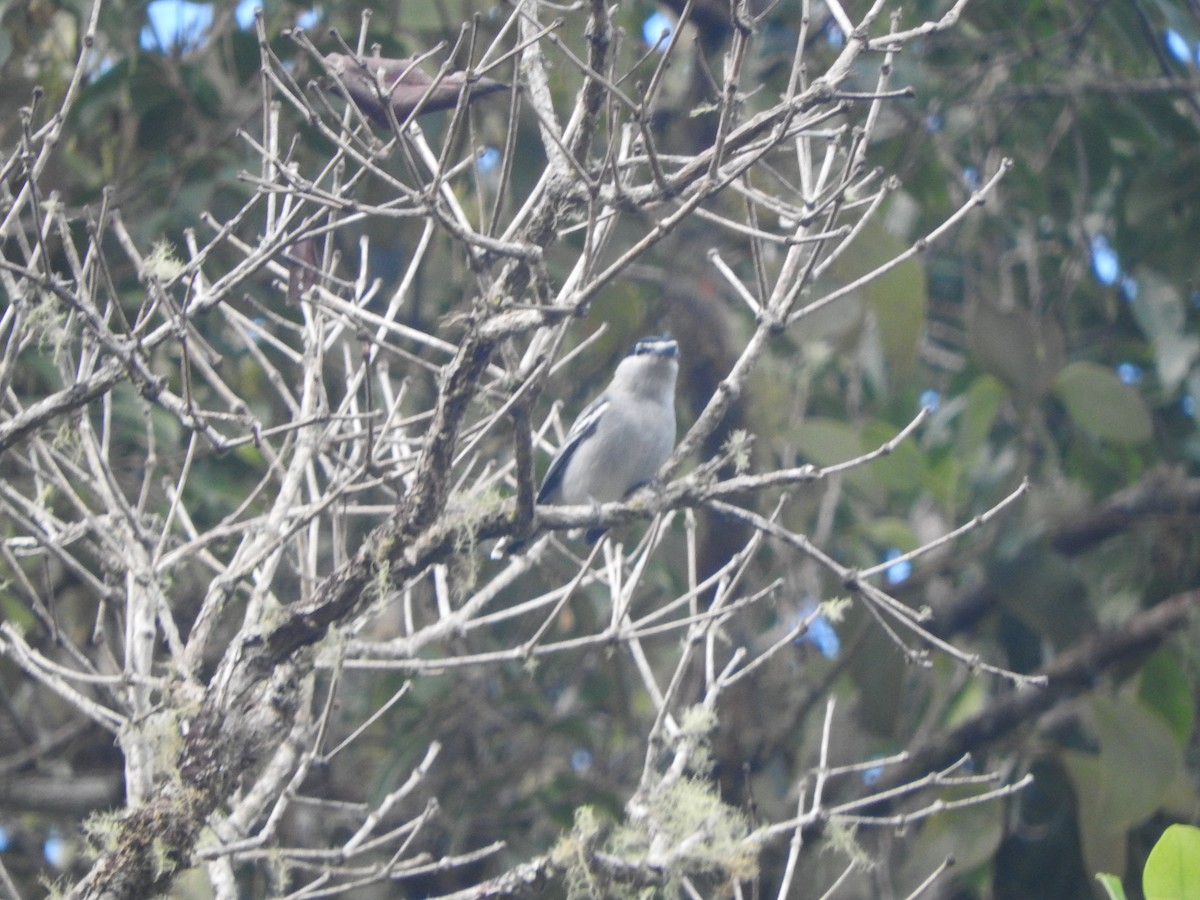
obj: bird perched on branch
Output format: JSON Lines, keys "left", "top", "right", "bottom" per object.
{"left": 320, "top": 52, "right": 509, "bottom": 127}
{"left": 529, "top": 334, "right": 680, "bottom": 547}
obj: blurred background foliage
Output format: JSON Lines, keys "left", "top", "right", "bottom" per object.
{"left": 2, "top": 0, "right": 1199, "bottom": 896}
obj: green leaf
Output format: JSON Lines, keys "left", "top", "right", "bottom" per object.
{"left": 825, "top": 218, "right": 927, "bottom": 381}
{"left": 1065, "top": 751, "right": 1129, "bottom": 883}
{"left": 128, "top": 57, "right": 177, "bottom": 116}
{"left": 968, "top": 303, "right": 1065, "bottom": 400}
{"left": 925, "top": 453, "right": 965, "bottom": 512}
{"left": 1091, "top": 696, "right": 1181, "bottom": 827}
{"left": 863, "top": 258, "right": 927, "bottom": 383}
{"left": 1095, "top": 873, "right": 1127, "bottom": 900}
{"left": 1064, "top": 695, "right": 1183, "bottom": 882}
{"left": 992, "top": 546, "right": 1094, "bottom": 646}
{"left": 230, "top": 29, "right": 261, "bottom": 83}
{"left": 896, "top": 785, "right": 1004, "bottom": 891}
{"left": 793, "top": 418, "right": 888, "bottom": 497}
{"left": 1154, "top": 331, "right": 1200, "bottom": 394}
{"left": 862, "top": 420, "right": 928, "bottom": 494}
{"left": 846, "top": 621, "right": 907, "bottom": 735}
{"left": 959, "top": 374, "right": 1006, "bottom": 459}
{"left": 858, "top": 517, "right": 918, "bottom": 553}
{"left": 0, "top": 591, "right": 35, "bottom": 632}
{"left": 383, "top": 0, "right": 481, "bottom": 31}
{"left": 943, "top": 676, "right": 987, "bottom": 729}
{"left": 1144, "top": 824, "right": 1200, "bottom": 900}
{"left": 793, "top": 418, "right": 863, "bottom": 467}
{"left": 1053, "top": 361, "right": 1153, "bottom": 444}
{"left": 1138, "top": 649, "right": 1195, "bottom": 748}
{"left": 1125, "top": 274, "right": 1200, "bottom": 392}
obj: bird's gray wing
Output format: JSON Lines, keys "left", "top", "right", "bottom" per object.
{"left": 537, "top": 395, "right": 609, "bottom": 503}
{"left": 323, "top": 53, "right": 508, "bottom": 124}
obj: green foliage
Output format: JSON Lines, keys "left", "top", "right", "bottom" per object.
{"left": 81, "top": 810, "right": 124, "bottom": 856}
{"left": 1095, "top": 871, "right": 1127, "bottom": 900}
{"left": 819, "top": 596, "right": 851, "bottom": 625}
{"left": 1097, "top": 823, "right": 1200, "bottom": 900}
{"left": 896, "top": 792, "right": 1005, "bottom": 892}
{"left": 1138, "top": 649, "right": 1196, "bottom": 748}
{"left": 1054, "top": 361, "right": 1153, "bottom": 444}
{"left": 149, "top": 836, "right": 176, "bottom": 879}
{"left": 722, "top": 429, "right": 754, "bottom": 475}
{"left": 143, "top": 240, "right": 185, "bottom": 282}
{"left": 1063, "top": 696, "right": 1183, "bottom": 882}
{"left": 4, "top": 0, "right": 1200, "bottom": 895}
{"left": 1143, "top": 824, "right": 1200, "bottom": 900}
{"left": 792, "top": 418, "right": 863, "bottom": 470}
{"left": 555, "top": 788, "right": 758, "bottom": 898}
{"left": 819, "top": 819, "right": 869, "bottom": 872}
{"left": 607, "top": 777, "right": 757, "bottom": 888}
{"left": 556, "top": 806, "right": 607, "bottom": 898}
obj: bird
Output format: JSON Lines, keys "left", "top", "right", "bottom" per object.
{"left": 320, "top": 52, "right": 509, "bottom": 127}
{"left": 534, "top": 333, "right": 680, "bottom": 545}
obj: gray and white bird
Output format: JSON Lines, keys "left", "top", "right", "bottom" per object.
{"left": 540, "top": 333, "right": 679, "bottom": 502}
{"left": 321, "top": 52, "right": 508, "bottom": 127}
{"left": 527, "top": 334, "right": 680, "bottom": 547}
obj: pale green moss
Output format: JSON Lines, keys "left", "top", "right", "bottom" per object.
{"left": 819, "top": 596, "right": 851, "bottom": 624}
{"left": 144, "top": 240, "right": 185, "bottom": 282}
{"left": 824, "top": 818, "right": 873, "bottom": 871}
{"left": 723, "top": 429, "right": 754, "bottom": 475}
{"left": 610, "top": 777, "right": 757, "bottom": 889}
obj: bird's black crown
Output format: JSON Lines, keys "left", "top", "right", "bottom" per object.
{"left": 630, "top": 334, "right": 678, "bottom": 358}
